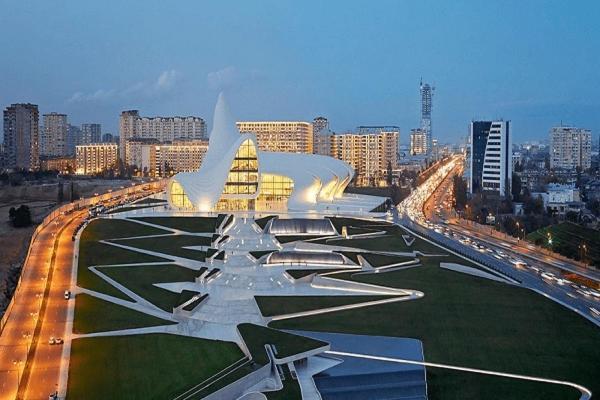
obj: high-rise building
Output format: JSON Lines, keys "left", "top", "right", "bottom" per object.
{"left": 126, "top": 139, "right": 209, "bottom": 177}
{"left": 420, "top": 79, "right": 434, "bottom": 154}
{"left": 81, "top": 123, "right": 102, "bottom": 144}
{"left": 102, "top": 132, "right": 118, "bottom": 143}
{"left": 66, "top": 124, "right": 82, "bottom": 156}
{"left": 330, "top": 129, "right": 398, "bottom": 186}
{"left": 75, "top": 143, "right": 119, "bottom": 175}
{"left": 313, "top": 117, "right": 332, "bottom": 156}
{"left": 549, "top": 126, "right": 592, "bottom": 170}
{"left": 119, "top": 110, "right": 206, "bottom": 164}
{"left": 41, "top": 112, "right": 68, "bottom": 157}
{"left": 469, "top": 120, "right": 512, "bottom": 197}
{"left": 237, "top": 121, "right": 313, "bottom": 154}
{"left": 410, "top": 128, "right": 428, "bottom": 155}
{"left": 3, "top": 103, "right": 40, "bottom": 170}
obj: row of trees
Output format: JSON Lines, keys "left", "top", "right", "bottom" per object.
{"left": 8, "top": 205, "right": 32, "bottom": 228}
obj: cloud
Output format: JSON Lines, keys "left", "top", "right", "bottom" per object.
{"left": 67, "top": 69, "right": 181, "bottom": 103}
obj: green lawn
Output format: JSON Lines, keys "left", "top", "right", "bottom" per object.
{"left": 256, "top": 295, "right": 395, "bottom": 317}
{"left": 285, "top": 268, "right": 349, "bottom": 279}
{"left": 99, "top": 264, "right": 201, "bottom": 312}
{"left": 340, "top": 251, "right": 412, "bottom": 266}
{"left": 73, "top": 293, "right": 175, "bottom": 334}
{"left": 112, "top": 234, "right": 210, "bottom": 261}
{"left": 83, "top": 218, "right": 170, "bottom": 240}
{"left": 130, "top": 216, "right": 218, "bottom": 233}
{"left": 78, "top": 224, "right": 169, "bottom": 300}
{"left": 527, "top": 222, "right": 600, "bottom": 267}
{"left": 269, "top": 258, "right": 600, "bottom": 399}
{"left": 66, "top": 334, "right": 243, "bottom": 400}
{"left": 316, "top": 223, "right": 442, "bottom": 254}
{"left": 265, "top": 366, "right": 302, "bottom": 400}
{"left": 327, "top": 216, "right": 391, "bottom": 233}
{"left": 107, "top": 205, "right": 160, "bottom": 214}
{"left": 426, "top": 368, "right": 579, "bottom": 400}
{"left": 238, "top": 323, "right": 327, "bottom": 365}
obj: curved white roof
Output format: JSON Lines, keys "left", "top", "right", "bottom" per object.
{"left": 168, "top": 93, "right": 355, "bottom": 212}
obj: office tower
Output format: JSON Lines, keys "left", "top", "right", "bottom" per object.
{"left": 3, "top": 103, "right": 40, "bottom": 170}
{"left": 237, "top": 121, "right": 313, "bottom": 154}
{"left": 420, "top": 79, "right": 434, "bottom": 154}
{"left": 41, "top": 112, "right": 68, "bottom": 157}
{"left": 75, "top": 143, "right": 119, "bottom": 175}
{"left": 102, "top": 132, "right": 117, "bottom": 143}
{"left": 330, "top": 129, "right": 399, "bottom": 186}
{"left": 469, "top": 120, "right": 512, "bottom": 197}
{"left": 410, "top": 128, "right": 428, "bottom": 155}
{"left": 119, "top": 110, "right": 206, "bottom": 164}
{"left": 66, "top": 124, "right": 82, "bottom": 156}
{"left": 313, "top": 116, "right": 332, "bottom": 156}
{"left": 81, "top": 123, "right": 102, "bottom": 144}
{"left": 549, "top": 126, "right": 592, "bottom": 170}
{"left": 313, "top": 116, "right": 329, "bottom": 135}
{"left": 126, "top": 138, "right": 209, "bottom": 177}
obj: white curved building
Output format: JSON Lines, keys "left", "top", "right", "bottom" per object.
{"left": 167, "top": 94, "right": 384, "bottom": 212}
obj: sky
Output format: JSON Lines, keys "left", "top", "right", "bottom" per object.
{"left": 1, "top": 0, "right": 599, "bottom": 145}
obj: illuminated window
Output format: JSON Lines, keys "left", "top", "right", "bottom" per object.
{"left": 170, "top": 180, "right": 193, "bottom": 209}
{"left": 259, "top": 173, "right": 294, "bottom": 198}
{"left": 222, "top": 139, "right": 259, "bottom": 195}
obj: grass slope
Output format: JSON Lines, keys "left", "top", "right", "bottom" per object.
{"left": 131, "top": 216, "right": 218, "bottom": 233}
{"left": 269, "top": 258, "right": 600, "bottom": 399}
{"left": 113, "top": 234, "right": 210, "bottom": 261}
{"left": 73, "top": 293, "right": 175, "bottom": 334}
{"left": 99, "top": 264, "right": 200, "bottom": 312}
{"left": 527, "top": 222, "right": 600, "bottom": 267}
{"left": 67, "top": 334, "right": 243, "bottom": 400}
{"left": 256, "top": 295, "right": 395, "bottom": 317}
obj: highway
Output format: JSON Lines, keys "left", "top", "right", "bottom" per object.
{"left": 0, "top": 182, "right": 164, "bottom": 400}
{"left": 396, "top": 155, "right": 600, "bottom": 327}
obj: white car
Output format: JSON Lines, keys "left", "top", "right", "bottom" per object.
{"left": 64, "top": 290, "right": 71, "bottom": 300}
{"left": 48, "top": 337, "right": 56, "bottom": 345}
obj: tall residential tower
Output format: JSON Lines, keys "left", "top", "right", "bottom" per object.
{"left": 3, "top": 103, "right": 40, "bottom": 170}
{"left": 420, "top": 79, "right": 434, "bottom": 155}
{"left": 469, "top": 120, "right": 512, "bottom": 197}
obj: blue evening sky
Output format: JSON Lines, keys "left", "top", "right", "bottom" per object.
{"left": 1, "top": 0, "right": 599, "bottom": 144}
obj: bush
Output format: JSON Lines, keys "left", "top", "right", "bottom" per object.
{"left": 9, "top": 205, "right": 32, "bottom": 228}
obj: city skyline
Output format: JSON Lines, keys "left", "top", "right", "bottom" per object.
{"left": 1, "top": 1, "right": 599, "bottom": 144}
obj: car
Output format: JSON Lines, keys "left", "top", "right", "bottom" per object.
{"left": 48, "top": 337, "right": 56, "bottom": 345}
{"left": 55, "top": 338, "right": 64, "bottom": 345}
{"left": 64, "top": 290, "right": 71, "bottom": 300}
{"left": 590, "top": 307, "right": 600, "bottom": 319}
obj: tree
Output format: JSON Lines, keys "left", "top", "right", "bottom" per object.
{"left": 511, "top": 173, "right": 522, "bottom": 201}
{"left": 9, "top": 205, "right": 32, "bottom": 228}
{"left": 386, "top": 161, "right": 393, "bottom": 187}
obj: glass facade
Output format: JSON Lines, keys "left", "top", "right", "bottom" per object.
{"left": 170, "top": 180, "right": 193, "bottom": 209}
{"left": 222, "top": 139, "right": 259, "bottom": 195}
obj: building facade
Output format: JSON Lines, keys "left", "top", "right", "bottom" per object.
{"left": 167, "top": 94, "right": 381, "bottom": 213}
{"left": 410, "top": 128, "right": 428, "bottom": 156}
{"left": 420, "top": 79, "right": 434, "bottom": 154}
{"left": 75, "top": 143, "right": 118, "bottom": 175}
{"left": 119, "top": 110, "right": 206, "bottom": 164}
{"left": 469, "top": 120, "right": 512, "bottom": 197}
{"left": 549, "top": 126, "right": 592, "bottom": 170}
{"left": 330, "top": 129, "right": 398, "bottom": 186}
{"left": 66, "top": 124, "right": 82, "bottom": 156}
{"left": 81, "top": 123, "right": 102, "bottom": 144}
{"left": 237, "top": 121, "right": 313, "bottom": 154}
{"left": 41, "top": 113, "right": 68, "bottom": 157}
{"left": 40, "top": 156, "right": 76, "bottom": 173}
{"left": 126, "top": 139, "right": 209, "bottom": 177}
{"left": 3, "top": 103, "right": 40, "bottom": 170}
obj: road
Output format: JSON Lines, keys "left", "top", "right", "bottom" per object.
{"left": 0, "top": 183, "right": 164, "bottom": 400}
{"left": 397, "top": 155, "right": 600, "bottom": 327}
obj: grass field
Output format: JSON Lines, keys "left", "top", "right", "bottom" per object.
{"left": 112, "top": 234, "right": 210, "bottom": 261}
{"left": 78, "top": 220, "right": 170, "bottom": 300}
{"left": 99, "top": 264, "right": 200, "bottom": 311}
{"left": 340, "top": 251, "right": 412, "bottom": 266}
{"left": 527, "top": 222, "right": 600, "bottom": 267}
{"left": 237, "top": 323, "right": 327, "bottom": 365}
{"left": 107, "top": 205, "right": 160, "bottom": 214}
{"left": 256, "top": 295, "right": 395, "bottom": 317}
{"left": 268, "top": 258, "right": 600, "bottom": 399}
{"left": 131, "top": 216, "right": 218, "bottom": 232}
{"left": 265, "top": 366, "right": 302, "bottom": 400}
{"left": 66, "top": 334, "right": 243, "bottom": 400}
{"left": 73, "top": 293, "right": 175, "bottom": 334}
{"left": 133, "top": 197, "right": 167, "bottom": 205}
